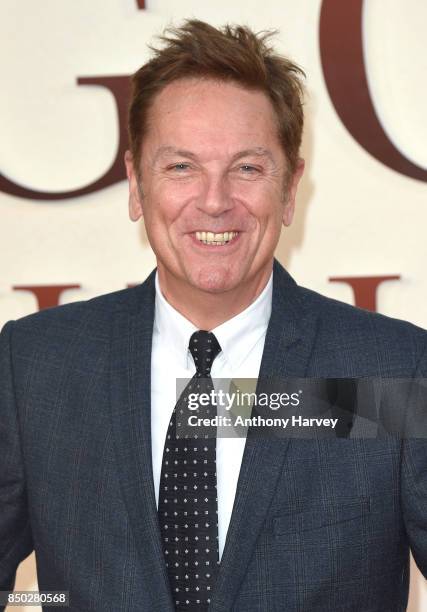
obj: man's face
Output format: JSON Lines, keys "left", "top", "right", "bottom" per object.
{"left": 125, "top": 78, "right": 304, "bottom": 298}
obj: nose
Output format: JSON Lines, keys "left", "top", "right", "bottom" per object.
{"left": 196, "top": 174, "right": 233, "bottom": 217}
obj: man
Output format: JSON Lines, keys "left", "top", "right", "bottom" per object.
{"left": 1, "top": 20, "right": 426, "bottom": 612}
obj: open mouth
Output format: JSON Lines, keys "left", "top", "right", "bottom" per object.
{"left": 194, "top": 231, "right": 239, "bottom": 246}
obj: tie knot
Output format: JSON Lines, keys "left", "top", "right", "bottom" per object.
{"left": 189, "top": 330, "right": 221, "bottom": 376}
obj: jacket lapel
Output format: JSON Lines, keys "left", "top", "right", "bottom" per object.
{"left": 109, "top": 270, "right": 174, "bottom": 611}
{"left": 210, "top": 260, "right": 319, "bottom": 611}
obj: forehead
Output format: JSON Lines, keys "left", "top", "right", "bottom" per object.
{"left": 144, "top": 77, "right": 281, "bottom": 155}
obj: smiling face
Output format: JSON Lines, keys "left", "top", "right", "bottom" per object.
{"left": 125, "top": 78, "right": 304, "bottom": 307}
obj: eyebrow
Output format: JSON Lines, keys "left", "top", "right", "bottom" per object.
{"left": 153, "top": 146, "right": 198, "bottom": 164}
{"left": 153, "top": 145, "right": 276, "bottom": 165}
{"left": 230, "top": 147, "right": 275, "bottom": 164}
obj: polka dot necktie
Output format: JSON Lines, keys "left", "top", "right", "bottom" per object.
{"left": 158, "top": 330, "right": 222, "bottom": 611}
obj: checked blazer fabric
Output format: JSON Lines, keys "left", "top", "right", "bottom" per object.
{"left": 0, "top": 259, "right": 427, "bottom": 611}
{"left": 158, "top": 331, "right": 222, "bottom": 610}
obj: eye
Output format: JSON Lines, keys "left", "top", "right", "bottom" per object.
{"left": 170, "top": 163, "right": 191, "bottom": 172}
{"left": 239, "top": 164, "right": 259, "bottom": 174}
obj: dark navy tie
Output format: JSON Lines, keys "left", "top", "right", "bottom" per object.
{"left": 158, "top": 330, "right": 222, "bottom": 611}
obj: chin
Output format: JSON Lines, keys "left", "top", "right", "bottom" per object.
{"left": 189, "top": 266, "right": 239, "bottom": 294}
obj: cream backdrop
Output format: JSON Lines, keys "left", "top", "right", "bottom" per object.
{"left": 1, "top": 0, "right": 426, "bottom": 610}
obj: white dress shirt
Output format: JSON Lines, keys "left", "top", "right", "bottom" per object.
{"left": 151, "top": 272, "right": 272, "bottom": 560}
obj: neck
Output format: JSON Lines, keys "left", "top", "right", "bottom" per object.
{"left": 157, "top": 266, "right": 272, "bottom": 330}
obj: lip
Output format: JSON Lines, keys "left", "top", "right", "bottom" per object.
{"left": 188, "top": 231, "right": 241, "bottom": 250}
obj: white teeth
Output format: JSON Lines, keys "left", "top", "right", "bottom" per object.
{"left": 195, "top": 231, "right": 238, "bottom": 245}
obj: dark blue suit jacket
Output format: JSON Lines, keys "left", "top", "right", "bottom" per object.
{"left": 1, "top": 260, "right": 426, "bottom": 611}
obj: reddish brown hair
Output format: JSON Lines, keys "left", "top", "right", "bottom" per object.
{"left": 128, "top": 20, "right": 305, "bottom": 174}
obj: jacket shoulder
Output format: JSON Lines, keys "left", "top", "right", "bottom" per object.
{"left": 13, "top": 285, "right": 139, "bottom": 325}
{"left": 2, "top": 279, "right": 153, "bottom": 356}
{"left": 298, "top": 285, "right": 427, "bottom": 376}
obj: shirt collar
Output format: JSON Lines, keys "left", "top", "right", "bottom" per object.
{"left": 154, "top": 272, "right": 273, "bottom": 370}
{"left": 210, "top": 274, "right": 272, "bottom": 371}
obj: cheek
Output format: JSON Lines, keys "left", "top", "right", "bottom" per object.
{"left": 240, "top": 187, "right": 284, "bottom": 228}
{"left": 143, "top": 185, "right": 191, "bottom": 228}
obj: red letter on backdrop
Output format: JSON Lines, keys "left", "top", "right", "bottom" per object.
{"left": 13, "top": 285, "right": 81, "bottom": 311}
{"left": 329, "top": 275, "right": 400, "bottom": 312}
{"left": 319, "top": 0, "right": 427, "bottom": 182}
{"left": 0, "top": 0, "right": 146, "bottom": 200}
{"left": 0, "top": 77, "right": 131, "bottom": 200}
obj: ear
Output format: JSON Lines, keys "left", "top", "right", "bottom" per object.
{"left": 124, "top": 150, "right": 144, "bottom": 222}
{"left": 282, "top": 158, "right": 305, "bottom": 227}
